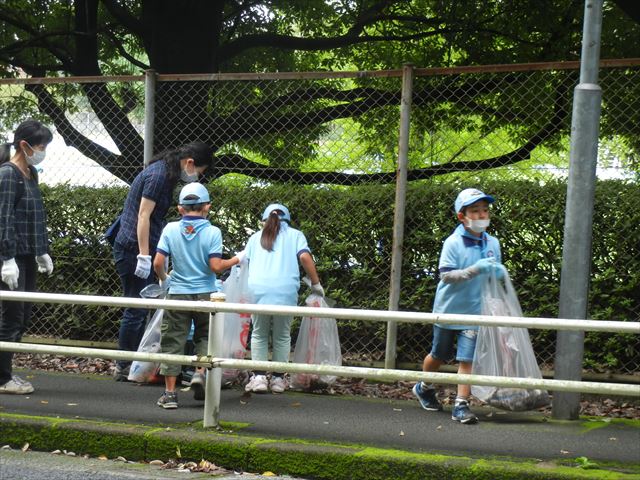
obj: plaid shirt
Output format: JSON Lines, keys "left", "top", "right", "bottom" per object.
{"left": 0, "top": 163, "right": 49, "bottom": 260}
{"left": 115, "top": 160, "right": 178, "bottom": 252}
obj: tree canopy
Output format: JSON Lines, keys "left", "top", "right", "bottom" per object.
{"left": 0, "top": 0, "right": 638, "bottom": 184}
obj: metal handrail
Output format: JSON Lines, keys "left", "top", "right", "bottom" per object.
{"left": 1, "top": 290, "right": 638, "bottom": 428}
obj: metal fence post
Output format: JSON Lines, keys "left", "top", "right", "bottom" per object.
{"left": 203, "top": 292, "right": 226, "bottom": 428}
{"left": 143, "top": 69, "right": 156, "bottom": 167}
{"left": 554, "top": 0, "right": 603, "bottom": 420}
{"left": 385, "top": 63, "right": 414, "bottom": 369}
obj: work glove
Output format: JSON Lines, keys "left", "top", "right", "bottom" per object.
{"left": 35, "top": 253, "right": 54, "bottom": 275}
{"left": 311, "top": 282, "right": 325, "bottom": 297}
{"left": 134, "top": 254, "right": 152, "bottom": 279}
{"left": 1, "top": 258, "right": 19, "bottom": 290}
{"left": 160, "top": 274, "right": 171, "bottom": 292}
{"left": 235, "top": 250, "right": 247, "bottom": 265}
{"left": 473, "top": 258, "right": 497, "bottom": 274}
{"left": 495, "top": 263, "right": 508, "bottom": 280}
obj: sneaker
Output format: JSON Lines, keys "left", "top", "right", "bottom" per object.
{"left": 190, "top": 372, "right": 206, "bottom": 401}
{"left": 157, "top": 391, "right": 178, "bottom": 409}
{"left": 245, "top": 374, "right": 268, "bottom": 393}
{"left": 451, "top": 400, "right": 478, "bottom": 424}
{"left": 0, "top": 376, "right": 34, "bottom": 394}
{"left": 412, "top": 382, "right": 442, "bottom": 411}
{"left": 113, "top": 364, "right": 130, "bottom": 382}
{"left": 270, "top": 376, "right": 288, "bottom": 394}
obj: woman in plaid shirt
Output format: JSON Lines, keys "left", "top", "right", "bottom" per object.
{"left": 0, "top": 119, "right": 54, "bottom": 395}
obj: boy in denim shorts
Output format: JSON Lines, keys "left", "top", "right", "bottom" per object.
{"left": 413, "top": 188, "right": 506, "bottom": 424}
{"left": 152, "top": 183, "right": 242, "bottom": 409}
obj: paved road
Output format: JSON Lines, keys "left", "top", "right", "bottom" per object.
{"left": 1, "top": 369, "right": 639, "bottom": 465}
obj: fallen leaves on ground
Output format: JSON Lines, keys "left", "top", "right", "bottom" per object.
{"left": 12, "top": 353, "right": 640, "bottom": 419}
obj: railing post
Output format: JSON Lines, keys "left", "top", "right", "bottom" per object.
{"left": 143, "top": 69, "right": 156, "bottom": 168}
{"left": 385, "top": 63, "right": 414, "bottom": 369}
{"left": 203, "top": 292, "right": 225, "bottom": 428}
{"left": 554, "top": 0, "right": 603, "bottom": 420}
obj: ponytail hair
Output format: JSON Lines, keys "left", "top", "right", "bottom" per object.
{"left": 260, "top": 210, "right": 283, "bottom": 251}
{"left": 0, "top": 119, "right": 53, "bottom": 164}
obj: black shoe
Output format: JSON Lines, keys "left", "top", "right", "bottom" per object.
{"left": 190, "top": 372, "right": 206, "bottom": 401}
{"left": 113, "top": 364, "right": 130, "bottom": 382}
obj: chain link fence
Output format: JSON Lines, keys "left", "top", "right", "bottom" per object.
{"left": 1, "top": 60, "right": 638, "bottom": 378}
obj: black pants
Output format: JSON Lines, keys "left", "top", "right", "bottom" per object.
{"left": 112, "top": 241, "right": 153, "bottom": 370}
{"left": 0, "top": 255, "right": 37, "bottom": 385}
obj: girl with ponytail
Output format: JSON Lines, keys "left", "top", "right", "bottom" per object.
{"left": 242, "top": 203, "right": 324, "bottom": 394}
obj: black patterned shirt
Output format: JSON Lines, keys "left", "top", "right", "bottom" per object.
{"left": 115, "top": 160, "right": 178, "bottom": 252}
{"left": 0, "top": 162, "right": 49, "bottom": 260}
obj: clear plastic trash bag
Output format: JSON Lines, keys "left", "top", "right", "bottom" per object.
{"left": 471, "top": 271, "right": 550, "bottom": 411}
{"left": 127, "top": 308, "right": 163, "bottom": 383}
{"left": 220, "top": 263, "right": 253, "bottom": 384}
{"left": 290, "top": 293, "right": 342, "bottom": 391}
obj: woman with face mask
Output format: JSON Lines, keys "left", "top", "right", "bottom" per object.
{"left": 0, "top": 119, "right": 54, "bottom": 395}
{"left": 110, "top": 141, "right": 214, "bottom": 381}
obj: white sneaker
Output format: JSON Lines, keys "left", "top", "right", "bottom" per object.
{"left": 245, "top": 374, "right": 268, "bottom": 393}
{"left": 0, "top": 376, "right": 34, "bottom": 394}
{"left": 270, "top": 376, "right": 288, "bottom": 394}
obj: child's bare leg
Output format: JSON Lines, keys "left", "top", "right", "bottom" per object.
{"left": 423, "top": 354, "right": 443, "bottom": 372}
{"left": 164, "top": 375, "right": 177, "bottom": 392}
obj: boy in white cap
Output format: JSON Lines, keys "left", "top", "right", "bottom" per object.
{"left": 412, "top": 188, "right": 506, "bottom": 424}
{"left": 152, "top": 182, "right": 243, "bottom": 409}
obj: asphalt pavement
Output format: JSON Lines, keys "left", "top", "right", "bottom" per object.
{"left": 1, "top": 369, "right": 639, "bottom": 478}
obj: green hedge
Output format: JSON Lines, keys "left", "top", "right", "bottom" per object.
{"left": 33, "top": 179, "right": 639, "bottom": 372}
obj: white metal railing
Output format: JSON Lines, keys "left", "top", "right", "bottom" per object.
{"left": 1, "top": 290, "right": 639, "bottom": 428}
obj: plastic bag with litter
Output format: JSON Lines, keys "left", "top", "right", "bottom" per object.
{"left": 471, "top": 271, "right": 550, "bottom": 411}
{"left": 290, "top": 282, "right": 342, "bottom": 391}
{"left": 127, "top": 284, "right": 164, "bottom": 383}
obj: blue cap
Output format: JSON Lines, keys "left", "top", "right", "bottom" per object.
{"left": 262, "top": 203, "right": 291, "bottom": 222}
{"left": 179, "top": 183, "right": 210, "bottom": 205}
{"left": 454, "top": 188, "right": 495, "bottom": 213}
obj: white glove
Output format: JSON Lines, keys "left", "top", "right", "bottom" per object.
{"left": 134, "top": 254, "right": 152, "bottom": 279}
{"left": 160, "top": 274, "right": 171, "bottom": 292}
{"left": 1, "top": 258, "right": 19, "bottom": 290}
{"left": 311, "top": 282, "right": 325, "bottom": 297}
{"left": 235, "top": 250, "right": 247, "bottom": 264}
{"left": 36, "top": 253, "right": 54, "bottom": 275}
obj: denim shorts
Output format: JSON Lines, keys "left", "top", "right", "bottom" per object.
{"left": 430, "top": 325, "right": 477, "bottom": 363}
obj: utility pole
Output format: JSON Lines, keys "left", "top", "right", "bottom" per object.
{"left": 554, "top": 0, "right": 603, "bottom": 420}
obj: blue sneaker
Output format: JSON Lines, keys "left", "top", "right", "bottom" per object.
{"left": 451, "top": 400, "right": 478, "bottom": 424}
{"left": 412, "top": 382, "right": 443, "bottom": 411}
{"left": 157, "top": 391, "right": 178, "bottom": 409}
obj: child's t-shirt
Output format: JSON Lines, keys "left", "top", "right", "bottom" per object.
{"left": 245, "top": 222, "right": 310, "bottom": 306}
{"left": 433, "top": 223, "right": 502, "bottom": 329}
{"left": 156, "top": 215, "right": 223, "bottom": 294}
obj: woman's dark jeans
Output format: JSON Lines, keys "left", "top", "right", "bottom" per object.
{"left": 112, "top": 242, "right": 153, "bottom": 371}
{"left": 0, "top": 255, "right": 37, "bottom": 385}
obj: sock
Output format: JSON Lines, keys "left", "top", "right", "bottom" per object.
{"left": 455, "top": 396, "right": 469, "bottom": 406}
{"left": 421, "top": 382, "right": 435, "bottom": 390}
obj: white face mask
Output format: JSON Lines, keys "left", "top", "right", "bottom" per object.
{"left": 465, "top": 218, "right": 490, "bottom": 234}
{"left": 180, "top": 168, "right": 199, "bottom": 183}
{"left": 24, "top": 142, "right": 46, "bottom": 166}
